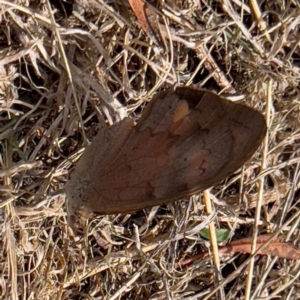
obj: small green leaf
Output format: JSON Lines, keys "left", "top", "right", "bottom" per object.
{"left": 199, "top": 228, "right": 230, "bottom": 243}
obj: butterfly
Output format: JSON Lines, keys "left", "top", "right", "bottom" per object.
{"left": 65, "top": 87, "right": 266, "bottom": 221}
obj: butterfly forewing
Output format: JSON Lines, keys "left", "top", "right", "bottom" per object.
{"left": 66, "top": 87, "right": 266, "bottom": 216}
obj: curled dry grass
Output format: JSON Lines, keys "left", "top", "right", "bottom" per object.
{"left": 0, "top": 0, "right": 300, "bottom": 299}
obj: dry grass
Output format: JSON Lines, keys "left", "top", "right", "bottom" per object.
{"left": 1, "top": 0, "right": 300, "bottom": 299}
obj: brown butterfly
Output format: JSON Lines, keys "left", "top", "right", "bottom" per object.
{"left": 65, "top": 87, "right": 266, "bottom": 220}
